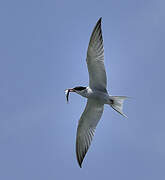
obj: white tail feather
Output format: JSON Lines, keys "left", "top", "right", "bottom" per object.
{"left": 110, "top": 96, "right": 128, "bottom": 118}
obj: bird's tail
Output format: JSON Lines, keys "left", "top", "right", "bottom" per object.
{"left": 109, "top": 96, "right": 128, "bottom": 118}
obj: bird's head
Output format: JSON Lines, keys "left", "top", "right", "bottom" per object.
{"left": 65, "top": 86, "right": 87, "bottom": 102}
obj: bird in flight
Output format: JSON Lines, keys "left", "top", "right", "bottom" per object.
{"left": 65, "top": 18, "right": 128, "bottom": 168}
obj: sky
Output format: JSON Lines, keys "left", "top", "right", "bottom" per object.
{"left": 0, "top": 0, "right": 165, "bottom": 179}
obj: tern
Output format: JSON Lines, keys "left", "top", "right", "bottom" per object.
{"left": 65, "top": 18, "right": 128, "bottom": 168}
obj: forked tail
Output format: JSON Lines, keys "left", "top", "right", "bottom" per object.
{"left": 110, "top": 96, "right": 128, "bottom": 118}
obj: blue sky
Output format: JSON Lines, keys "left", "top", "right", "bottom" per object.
{"left": 0, "top": 0, "right": 165, "bottom": 179}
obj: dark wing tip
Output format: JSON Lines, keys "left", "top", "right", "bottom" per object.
{"left": 77, "top": 156, "right": 83, "bottom": 168}
{"left": 76, "top": 137, "right": 88, "bottom": 168}
{"left": 96, "top": 17, "right": 102, "bottom": 27}
{"left": 77, "top": 150, "right": 87, "bottom": 168}
{"left": 92, "top": 18, "right": 102, "bottom": 34}
{"left": 88, "top": 18, "right": 103, "bottom": 46}
{"left": 78, "top": 161, "right": 82, "bottom": 168}
{"left": 76, "top": 145, "right": 85, "bottom": 168}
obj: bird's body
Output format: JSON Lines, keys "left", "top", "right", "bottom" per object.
{"left": 75, "top": 86, "right": 109, "bottom": 104}
{"left": 65, "top": 18, "right": 128, "bottom": 168}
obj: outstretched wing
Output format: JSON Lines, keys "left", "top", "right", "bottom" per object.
{"left": 86, "top": 18, "right": 107, "bottom": 92}
{"left": 76, "top": 99, "right": 104, "bottom": 167}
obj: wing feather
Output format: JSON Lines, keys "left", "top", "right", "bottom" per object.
{"left": 86, "top": 18, "right": 107, "bottom": 92}
{"left": 76, "top": 99, "right": 104, "bottom": 167}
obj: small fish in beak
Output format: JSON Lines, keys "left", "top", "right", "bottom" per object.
{"left": 65, "top": 89, "right": 75, "bottom": 102}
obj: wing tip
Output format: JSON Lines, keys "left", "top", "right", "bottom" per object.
{"left": 76, "top": 148, "right": 84, "bottom": 168}
{"left": 78, "top": 161, "right": 83, "bottom": 168}
{"left": 76, "top": 153, "right": 83, "bottom": 168}
{"left": 97, "top": 17, "right": 102, "bottom": 25}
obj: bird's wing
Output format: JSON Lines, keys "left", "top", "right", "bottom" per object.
{"left": 86, "top": 18, "right": 107, "bottom": 92}
{"left": 76, "top": 99, "right": 104, "bottom": 167}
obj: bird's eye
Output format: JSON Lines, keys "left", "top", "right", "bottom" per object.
{"left": 74, "top": 86, "right": 86, "bottom": 91}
